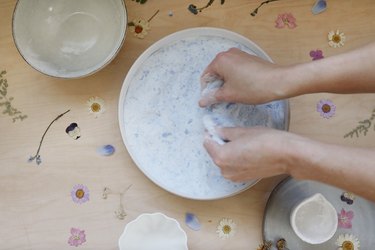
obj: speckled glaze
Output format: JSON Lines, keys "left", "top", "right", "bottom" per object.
{"left": 119, "top": 28, "right": 289, "bottom": 200}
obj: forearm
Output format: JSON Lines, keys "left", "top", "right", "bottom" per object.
{"left": 281, "top": 42, "right": 375, "bottom": 97}
{"left": 288, "top": 137, "right": 375, "bottom": 201}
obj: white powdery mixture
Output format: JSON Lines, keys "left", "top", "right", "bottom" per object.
{"left": 123, "top": 36, "right": 287, "bottom": 199}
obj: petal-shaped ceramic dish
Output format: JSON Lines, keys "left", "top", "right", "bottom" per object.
{"left": 118, "top": 213, "right": 188, "bottom": 250}
{"left": 118, "top": 27, "right": 289, "bottom": 200}
{"left": 12, "top": 0, "right": 127, "bottom": 78}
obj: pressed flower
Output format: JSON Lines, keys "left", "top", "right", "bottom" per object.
{"left": 312, "top": 0, "right": 327, "bottom": 15}
{"left": 66, "top": 123, "right": 81, "bottom": 140}
{"left": 328, "top": 30, "right": 346, "bottom": 48}
{"left": 216, "top": 218, "right": 236, "bottom": 239}
{"left": 309, "top": 49, "right": 324, "bottom": 60}
{"left": 68, "top": 228, "right": 86, "bottom": 247}
{"left": 71, "top": 184, "right": 90, "bottom": 204}
{"left": 338, "top": 208, "right": 354, "bottom": 229}
{"left": 275, "top": 13, "right": 297, "bottom": 29}
{"left": 317, "top": 99, "right": 336, "bottom": 118}
{"left": 128, "top": 19, "right": 150, "bottom": 39}
{"left": 257, "top": 241, "right": 272, "bottom": 250}
{"left": 86, "top": 96, "right": 105, "bottom": 118}
{"left": 336, "top": 234, "right": 360, "bottom": 250}
{"left": 341, "top": 192, "right": 355, "bottom": 205}
{"left": 97, "top": 144, "right": 115, "bottom": 156}
{"left": 185, "top": 212, "right": 201, "bottom": 231}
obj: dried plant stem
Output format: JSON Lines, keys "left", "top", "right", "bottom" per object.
{"left": 251, "top": 0, "right": 280, "bottom": 16}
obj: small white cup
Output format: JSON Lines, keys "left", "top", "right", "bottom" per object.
{"left": 290, "top": 193, "right": 338, "bottom": 244}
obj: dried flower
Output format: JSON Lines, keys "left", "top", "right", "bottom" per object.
{"left": 328, "top": 30, "right": 346, "bottom": 48}
{"left": 216, "top": 218, "right": 236, "bottom": 239}
{"left": 128, "top": 19, "right": 150, "bottom": 39}
{"left": 86, "top": 97, "right": 105, "bottom": 118}
{"left": 312, "top": 0, "right": 327, "bottom": 15}
{"left": 275, "top": 13, "right": 297, "bottom": 29}
{"left": 338, "top": 208, "right": 354, "bottom": 229}
{"left": 344, "top": 109, "right": 375, "bottom": 138}
{"left": 71, "top": 184, "right": 90, "bottom": 204}
{"left": 336, "top": 234, "right": 360, "bottom": 250}
{"left": 66, "top": 123, "right": 81, "bottom": 140}
{"left": 309, "top": 49, "right": 324, "bottom": 60}
{"left": 128, "top": 10, "right": 159, "bottom": 39}
{"left": 28, "top": 110, "right": 70, "bottom": 165}
{"left": 68, "top": 228, "right": 86, "bottom": 247}
{"left": 341, "top": 192, "right": 356, "bottom": 204}
{"left": 188, "top": 0, "right": 225, "bottom": 15}
{"left": 257, "top": 241, "right": 272, "bottom": 250}
{"left": 317, "top": 99, "right": 336, "bottom": 119}
{"left": 0, "top": 70, "right": 27, "bottom": 122}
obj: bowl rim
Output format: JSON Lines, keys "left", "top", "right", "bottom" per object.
{"left": 11, "top": 0, "right": 128, "bottom": 79}
{"left": 118, "top": 212, "right": 188, "bottom": 250}
{"left": 118, "top": 27, "right": 290, "bottom": 200}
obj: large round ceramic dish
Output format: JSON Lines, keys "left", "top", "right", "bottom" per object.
{"left": 12, "top": 0, "right": 127, "bottom": 78}
{"left": 118, "top": 213, "right": 188, "bottom": 250}
{"left": 263, "top": 177, "right": 375, "bottom": 249}
{"left": 119, "top": 28, "right": 289, "bottom": 200}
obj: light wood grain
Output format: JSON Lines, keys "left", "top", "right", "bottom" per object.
{"left": 1, "top": 0, "right": 375, "bottom": 249}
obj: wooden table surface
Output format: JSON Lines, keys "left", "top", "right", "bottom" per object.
{"left": 1, "top": 0, "right": 375, "bottom": 249}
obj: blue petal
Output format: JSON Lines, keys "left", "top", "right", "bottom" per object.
{"left": 185, "top": 212, "right": 201, "bottom": 231}
{"left": 97, "top": 145, "right": 115, "bottom": 156}
{"left": 312, "top": 0, "right": 327, "bottom": 15}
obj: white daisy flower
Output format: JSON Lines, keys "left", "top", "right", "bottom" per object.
{"left": 336, "top": 234, "right": 360, "bottom": 250}
{"left": 86, "top": 96, "right": 105, "bottom": 118}
{"left": 216, "top": 218, "right": 236, "bottom": 239}
{"left": 328, "top": 30, "right": 346, "bottom": 48}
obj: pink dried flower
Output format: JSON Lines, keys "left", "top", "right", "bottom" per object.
{"left": 68, "top": 228, "right": 86, "bottom": 247}
{"left": 338, "top": 208, "right": 354, "bottom": 229}
{"left": 275, "top": 13, "right": 297, "bottom": 29}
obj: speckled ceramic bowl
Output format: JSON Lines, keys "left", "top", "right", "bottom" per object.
{"left": 119, "top": 27, "right": 290, "bottom": 200}
{"left": 12, "top": 0, "right": 127, "bottom": 78}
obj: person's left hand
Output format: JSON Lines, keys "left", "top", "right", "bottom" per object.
{"left": 203, "top": 126, "right": 301, "bottom": 182}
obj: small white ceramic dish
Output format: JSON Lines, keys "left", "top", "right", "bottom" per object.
{"left": 12, "top": 0, "right": 127, "bottom": 78}
{"left": 118, "top": 27, "right": 289, "bottom": 200}
{"left": 118, "top": 213, "right": 188, "bottom": 250}
{"left": 290, "top": 193, "right": 338, "bottom": 245}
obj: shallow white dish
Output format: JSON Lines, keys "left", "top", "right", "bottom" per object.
{"left": 118, "top": 27, "right": 289, "bottom": 200}
{"left": 12, "top": 0, "right": 127, "bottom": 78}
{"left": 118, "top": 213, "right": 188, "bottom": 250}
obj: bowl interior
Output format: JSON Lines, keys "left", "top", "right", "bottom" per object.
{"left": 13, "top": 0, "right": 126, "bottom": 78}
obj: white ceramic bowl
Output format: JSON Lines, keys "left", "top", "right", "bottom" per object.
{"left": 119, "top": 213, "right": 188, "bottom": 250}
{"left": 12, "top": 0, "right": 127, "bottom": 78}
{"left": 290, "top": 193, "right": 338, "bottom": 244}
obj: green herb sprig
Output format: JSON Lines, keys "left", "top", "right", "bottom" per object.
{"left": 0, "top": 70, "right": 27, "bottom": 122}
{"left": 344, "top": 109, "right": 375, "bottom": 138}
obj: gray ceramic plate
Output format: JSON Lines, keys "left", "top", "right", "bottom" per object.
{"left": 263, "top": 177, "right": 375, "bottom": 249}
{"left": 118, "top": 28, "right": 289, "bottom": 200}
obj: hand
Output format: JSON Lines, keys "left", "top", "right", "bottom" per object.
{"left": 199, "top": 48, "right": 288, "bottom": 107}
{"left": 203, "top": 126, "right": 300, "bottom": 182}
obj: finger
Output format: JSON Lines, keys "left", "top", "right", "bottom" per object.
{"left": 203, "top": 136, "right": 222, "bottom": 162}
{"left": 215, "top": 127, "right": 250, "bottom": 141}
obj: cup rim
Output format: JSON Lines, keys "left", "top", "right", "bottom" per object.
{"left": 12, "top": 0, "right": 128, "bottom": 79}
{"left": 290, "top": 193, "right": 338, "bottom": 244}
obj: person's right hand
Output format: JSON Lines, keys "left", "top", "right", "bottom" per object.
{"left": 199, "top": 48, "right": 288, "bottom": 107}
